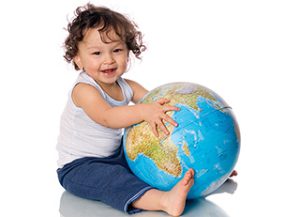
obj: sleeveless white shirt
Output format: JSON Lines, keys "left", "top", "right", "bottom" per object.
{"left": 56, "top": 72, "right": 133, "bottom": 168}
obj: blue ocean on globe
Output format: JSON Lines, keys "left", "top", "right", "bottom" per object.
{"left": 123, "top": 82, "right": 240, "bottom": 199}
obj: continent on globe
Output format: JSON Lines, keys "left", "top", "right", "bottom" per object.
{"left": 123, "top": 82, "right": 240, "bottom": 199}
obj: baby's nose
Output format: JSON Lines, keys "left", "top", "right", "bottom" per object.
{"left": 103, "top": 54, "right": 115, "bottom": 64}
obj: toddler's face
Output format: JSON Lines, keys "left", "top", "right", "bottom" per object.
{"left": 74, "top": 27, "right": 128, "bottom": 86}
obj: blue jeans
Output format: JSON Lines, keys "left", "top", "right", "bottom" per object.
{"left": 57, "top": 147, "right": 153, "bottom": 214}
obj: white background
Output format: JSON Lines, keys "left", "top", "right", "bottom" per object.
{"left": 0, "top": 0, "right": 299, "bottom": 216}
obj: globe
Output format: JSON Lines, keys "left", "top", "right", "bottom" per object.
{"left": 123, "top": 82, "right": 240, "bottom": 199}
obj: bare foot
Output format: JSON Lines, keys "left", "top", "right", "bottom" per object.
{"left": 161, "top": 169, "right": 194, "bottom": 216}
{"left": 229, "top": 170, "right": 238, "bottom": 177}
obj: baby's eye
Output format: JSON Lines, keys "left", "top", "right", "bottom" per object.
{"left": 113, "top": 48, "right": 123, "bottom": 53}
{"left": 92, "top": 51, "right": 101, "bottom": 55}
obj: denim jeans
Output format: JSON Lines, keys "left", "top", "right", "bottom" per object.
{"left": 57, "top": 146, "right": 153, "bottom": 214}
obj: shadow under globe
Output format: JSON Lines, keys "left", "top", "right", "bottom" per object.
{"left": 59, "top": 179, "right": 237, "bottom": 217}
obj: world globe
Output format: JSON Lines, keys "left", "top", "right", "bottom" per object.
{"left": 123, "top": 82, "right": 240, "bottom": 199}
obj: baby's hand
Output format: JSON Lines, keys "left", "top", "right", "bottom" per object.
{"left": 141, "top": 98, "right": 179, "bottom": 137}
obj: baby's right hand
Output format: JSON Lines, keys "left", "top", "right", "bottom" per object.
{"left": 140, "top": 98, "right": 180, "bottom": 137}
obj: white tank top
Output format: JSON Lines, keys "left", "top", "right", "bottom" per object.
{"left": 56, "top": 72, "right": 133, "bottom": 168}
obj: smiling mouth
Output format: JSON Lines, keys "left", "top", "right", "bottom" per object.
{"left": 101, "top": 68, "right": 116, "bottom": 74}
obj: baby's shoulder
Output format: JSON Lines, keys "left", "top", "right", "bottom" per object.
{"left": 72, "top": 82, "right": 102, "bottom": 107}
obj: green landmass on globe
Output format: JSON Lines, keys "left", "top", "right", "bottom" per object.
{"left": 126, "top": 122, "right": 181, "bottom": 176}
{"left": 141, "top": 83, "right": 220, "bottom": 111}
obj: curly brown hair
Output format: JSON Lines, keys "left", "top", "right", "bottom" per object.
{"left": 64, "top": 3, "right": 146, "bottom": 70}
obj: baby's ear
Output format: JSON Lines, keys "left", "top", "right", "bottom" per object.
{"left": 74, "top": 55, "right": 83, "bottom": 70}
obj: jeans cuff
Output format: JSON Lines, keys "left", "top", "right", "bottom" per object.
{"left": 124, "top": 186, "right": 153, "bottom": 214}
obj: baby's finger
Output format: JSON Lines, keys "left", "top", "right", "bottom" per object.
{"left": 163, "top": 105, "right": 180, "bottom": 112}
{"left": 157, "top": 121, "right": 170, "bottom": 136}
{"left": 163, "top": 114, "right": 178, "bottom": 127}
{"left": 150, "top": 122, "right": 159, "bottom": 137}
{"left": 157, "top": 98, "right": 170, "bottom": 105}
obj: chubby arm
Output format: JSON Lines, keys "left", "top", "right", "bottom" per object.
{"left": 72, "top": 82, "right": 179, "bottom": 136}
